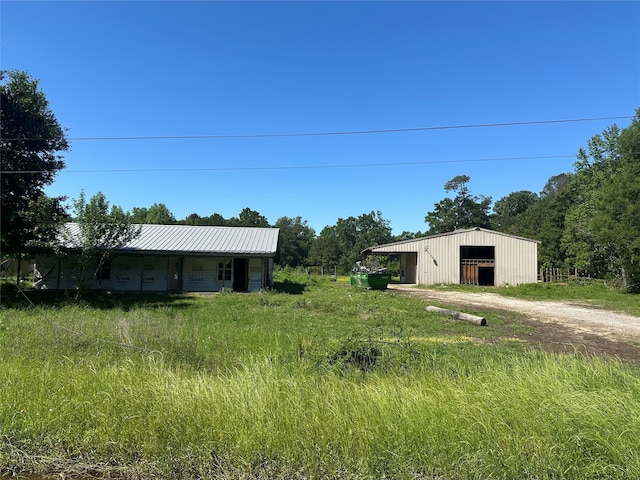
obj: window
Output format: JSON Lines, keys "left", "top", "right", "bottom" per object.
{"left": 98, "top": 258, "right": 112, "bottom": 281}
{"left": 218, "top": 260, "right": 232, "bottom": 281}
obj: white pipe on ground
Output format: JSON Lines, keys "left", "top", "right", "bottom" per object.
{"left": 426, "top": 305, "right": 487, "bottom": 326}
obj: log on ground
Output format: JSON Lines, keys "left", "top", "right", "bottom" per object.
{"left": 426, "top": 305, "right": 487, "bottom": 326}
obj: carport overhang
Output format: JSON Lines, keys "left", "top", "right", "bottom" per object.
{"left": 360, "top": 245, "right": 420, "bottom": 257}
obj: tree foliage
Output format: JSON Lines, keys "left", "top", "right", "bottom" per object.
{"left": 228, "top": 207, "right": 270, "bottom": 227}
{"left": 310, "top": 211, "right": 393, "bottom": 274}
{"left": 589, "top": 114, "right": 640, "bottom": 290}
{"left": 491, "top": 190, "right": 538, "bottom": 233}
{"left": 497, "top": 174, "right": 574, "bottom": 268}
{"left": 179, "top": 208, "right": 269, "bottom": 227}
{"left": 425, "top": 175, "right": 492, "bottom": 234}
{"left": 181, "top": 212, "right": 226, "bottom": 226}
{"left": 67, "top": 191, "right": 140, "bottom": 296}
{"left": 308, "top": 225, "right": 340, "bottom": 271}
{"left": 131, "top": 203, "right": 176, "bottom": 224}
{"left": 274, "top": 216, "right": 315, "bottom": 268}
{"left": 561, "top": 126, "right": 622, "bottom": 276}
{"left": 1, "top": 70, "right": 69, "bottom": 253}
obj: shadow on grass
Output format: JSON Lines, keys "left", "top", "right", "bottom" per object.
{"left": 0, "top": 281, "right": 194, "bottom": 310}
{"left": 273, "top": 279, "right": 306, "bottom": 294}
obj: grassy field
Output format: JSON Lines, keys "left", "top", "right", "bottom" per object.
{"left": 1, "top": 274, "right": 640, "bottom": 479}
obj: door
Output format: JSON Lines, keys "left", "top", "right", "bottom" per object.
{"left": 478, "top": 266, "right": 495, "bottom": 286}
{"left": 401, "top": 253, "right": 418, "bottom": 283}
{"left": 460, "top": 246, "right": 495, "bottom": 286}
{"left": 233, "top": 258, "right": 248, "bottom": 291}
{"left": 167, "top": 256, "right": 182, "bottom": 291}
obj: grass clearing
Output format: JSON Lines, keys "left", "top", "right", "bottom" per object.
{"left": 1, "top": 274, "right": 640, "bottom": 479}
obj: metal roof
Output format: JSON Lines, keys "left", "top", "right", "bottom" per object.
{"left": 62, "top": 223, "right": 279, "bottom": 256}
{"left": 362, "top": 227, "right": 539, "bottom": 254}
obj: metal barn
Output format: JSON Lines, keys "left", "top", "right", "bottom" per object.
{"left": 363, "top": 227, "right": 539, "bottom": 286}
{"left": 34, "top": 223, "right": 279, "bottom": 292}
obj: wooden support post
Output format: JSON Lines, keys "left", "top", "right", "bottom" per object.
{"left": 426, "top": 305, "right": 487, "bottom": 326}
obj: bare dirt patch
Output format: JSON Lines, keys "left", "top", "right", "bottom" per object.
{"left": 387, "top": 284, "right": 640, "bottom": 363}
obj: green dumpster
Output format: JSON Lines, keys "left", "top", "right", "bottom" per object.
{"left": 350, "top": 272, "right": 391, "bottom": 290}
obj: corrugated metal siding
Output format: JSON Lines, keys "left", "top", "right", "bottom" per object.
{"left": 368, "top": 228, "right": 539, "bottom": 285}
{"left": 61, "top": 223, "right": 279, "bottom": 256}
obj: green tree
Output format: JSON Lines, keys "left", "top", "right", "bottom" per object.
{"left": 131, "top": 207, "right": 149, "bottom": 224}
{"left": 21, "top": 194, "right": 69, "bottom": 248}
{"left": 308, "top": 225, "right": 340, "bottom": 271}
{"left": 203, "top": 213, "right": 226, "bottom": 226}
{"left": 425, "top": 175, "right": 492, "bottom": 234}
{"left": 512, "top": 174, "right": 574, "bottom": 268}
{"left": 182, "top": 213, "right": 204, "bottom": 226}
{"left": 393, "top": 230, "right": 425, "bottom": 242}
{"left": 330, "top": 211, "right": 393, "bottom": 274}
{"left": 131, "top": 203, "right": 176, "bottom": 224}
{"left": 228, "top": 208, "right": 270, "bottom": 227}
{"left": 1, "top": 70, "right": 69, "bottom": 254}
{"left": 66, "top": 191, "right": 140, "bottom": 297}
{"left": 590, "top": 112, "right": 640, "bottom": 290}
{"left": 491, "top": 190, "right": 538, "bottom": 233}
{"left": 561, "top": 125, "right": 623, "bottom": 277}
{"left": 180, "top": 212, "right": 226, "bottom": 226}
{"left": 274, "top": 216, "right": 315, "bottom": 268}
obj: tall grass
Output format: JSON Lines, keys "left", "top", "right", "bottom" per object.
{"left": 2, "top": 277, "right": 640, "bottom": 479}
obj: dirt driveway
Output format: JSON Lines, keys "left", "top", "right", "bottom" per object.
{"left": 387, "top": 284, "right": 640, "bottom": 363}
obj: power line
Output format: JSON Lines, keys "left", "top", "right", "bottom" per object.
{"left": 0, "top": 154, "right": 576, "bottom": 175}
{"left": 1, "top": 115, "right": 633, "bottom": 142}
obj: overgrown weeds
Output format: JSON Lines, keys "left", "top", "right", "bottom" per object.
{"left": 2, "top": 274, "right": 640, "bottom": 479}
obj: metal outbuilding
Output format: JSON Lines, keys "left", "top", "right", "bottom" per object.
{"left": 362, "top": 227, "right": 539, "bottom": 286}
{"left": 35, "top": 223, "right": 279, "bottom": 292}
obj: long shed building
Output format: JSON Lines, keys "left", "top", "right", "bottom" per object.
{"left": 35, "top": 223, "right": 279, "bottom": 292}
{"left": 363, "top": 227, "right": 539, "bottom": 286}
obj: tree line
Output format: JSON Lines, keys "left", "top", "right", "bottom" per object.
{"left": 2, "top": 70, "right": 639, "bottom": 290}
{"left": 131, "top": 204, "right": 392, "bottom": 276}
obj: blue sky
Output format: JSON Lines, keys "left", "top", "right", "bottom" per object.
{"left": 2, "top": 1, "right": 639, "bottom": 235}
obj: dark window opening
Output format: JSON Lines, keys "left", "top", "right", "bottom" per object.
{"left": 98, "top": 258, "right": 111, "bottom": 281}
{"left": 460, "top": 246, "right": 495, "bottom": 260}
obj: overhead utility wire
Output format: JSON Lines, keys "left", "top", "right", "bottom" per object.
{"left": 1, "top": 155, "right": 576, "bottom": 175}
{"left": 2, "top": 115, "right": 632, "bottom": 142}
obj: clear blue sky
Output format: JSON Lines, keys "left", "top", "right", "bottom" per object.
{"left": 2, "top": 1, "right": 639, "bottom": 235}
